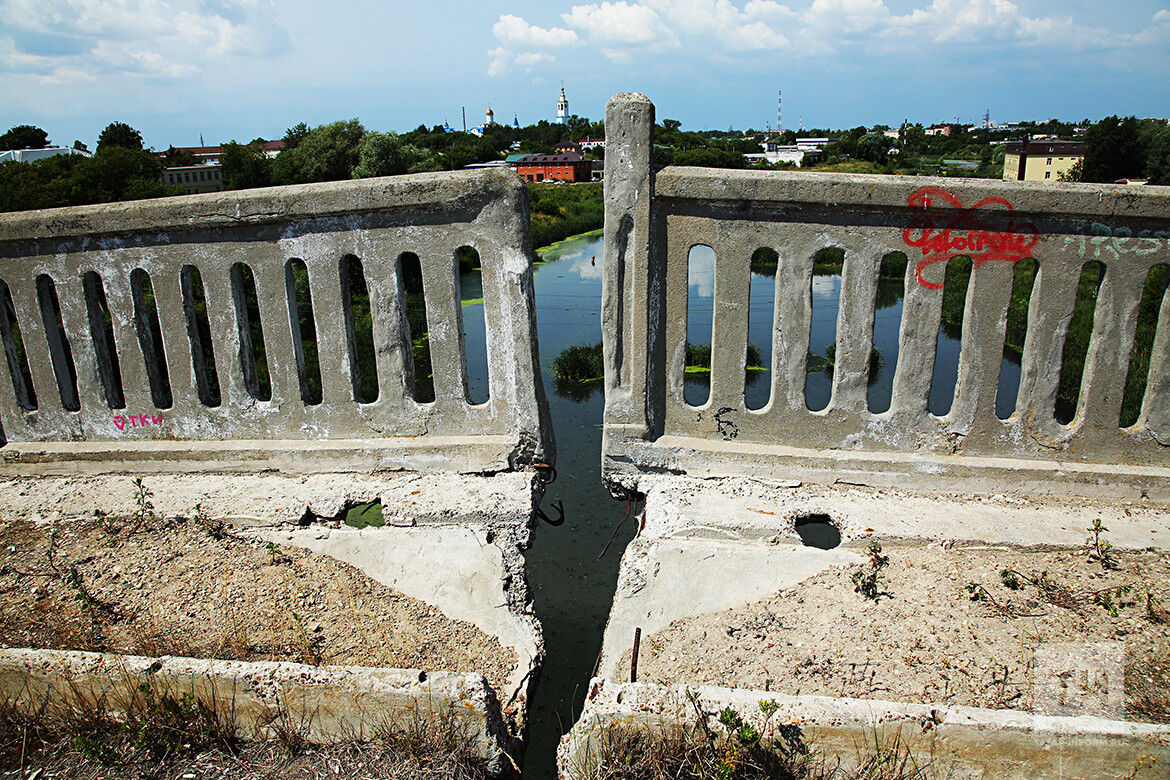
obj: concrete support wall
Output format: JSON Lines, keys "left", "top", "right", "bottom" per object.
{"left": 0, "top": 169, "right": 552, "bottom": 474}
{"left": 601, "top": 93, "right": 1170, "bottom": 500}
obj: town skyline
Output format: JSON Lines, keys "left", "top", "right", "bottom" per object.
{"left": 2, "top": 0, "right": 1168, "bottom": 151}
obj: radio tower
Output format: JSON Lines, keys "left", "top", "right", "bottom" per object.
{"left": 777, "top": 88, "right": 782, "bottom": 132}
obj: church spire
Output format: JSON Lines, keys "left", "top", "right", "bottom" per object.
{"left": 555, "top": 82, "right": 568, "bottom": 125}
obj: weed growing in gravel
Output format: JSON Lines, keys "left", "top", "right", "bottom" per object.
{"left": 131, "top": 477, "right": 156, "bottom": 533}
{"left": 852, "top": 541, "right": 888, "bottom": 600}
{"left": 1087, "top": 518, "right": 1117, "bottom": 569}
{"left": 191, "top": 503, "right": 227, "bottom": 540}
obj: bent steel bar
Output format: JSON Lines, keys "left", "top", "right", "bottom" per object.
{"left": 602, "top": 92, "right": 1170, "bottom": 500}
{"left": 0, "top": 169, "right": 552, "bottom": 474}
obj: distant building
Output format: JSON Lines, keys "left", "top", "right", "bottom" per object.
{"left": 485, "top": 107, "right": 496, "bottom": 127}
{"left": 162, "top": 164, "right": 224, "bottom": 194}
{"left": 1003, "top": 140, "right": 1085, "bottom": 181}
{"left": 515, "top": 152, "right": 591, "bottom": 183}
{"left": 795, "top": 137, "right": 831, "bottom": 151}
{"left": 578, "top": 138, "right": 605, "bottom": 151}
{"left": 167, "top": 141, "right": 284, "bottom": 166}
{"left": 553, "top": 139, "right": 581, "bottom": 153}
{"left": 924, "top": 125, "right": 951, "bottom": 137}
{"left": 555, "top": 85, "right": 568, "bottom": 125}
{"left": 756, "top": 141, "right": 810, "bottom": 166}
{"left": 0, "top": 146, "right": 91, "bottom": 163}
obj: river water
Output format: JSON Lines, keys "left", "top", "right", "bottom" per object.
{"left": 457, "top": 232, "right": 1026, "bottom": 777}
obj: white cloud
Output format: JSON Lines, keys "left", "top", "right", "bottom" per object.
{"left": 488, "top": 13, "right": 579, "bottom": 75}
{"left": 561, "top": 1, "right": 679, "bottom": 47}
{"left": 0, "top": 0, "right": 290, "bottom": 84}
{"left": 485, "top": 0, "right": 1170, "bottom": 75}
{"left": 494, "top": 14, "right": 579, "bottom": 47}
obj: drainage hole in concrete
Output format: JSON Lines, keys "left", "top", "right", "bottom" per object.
{"left": 794, "top": 514, "right": 841, "bottom": 549}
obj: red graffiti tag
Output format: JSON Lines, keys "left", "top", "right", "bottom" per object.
{"left": 113, "top": 413, "right": 163, "bottom": 431}
{"left": 902, "top": 186, "right": 1038, "bottom": 289}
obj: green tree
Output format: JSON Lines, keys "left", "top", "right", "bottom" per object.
{"left": 0, "top": 125, "right": 49, "bottom": 150}
{"left": 672, "top": 147, "right": 746, "bottom": 169}
{"left": 282, "top": 122, "right": 309, "bottom": 150}
{"left": 163, "top": 145, "right": 197, "bottom": 167}
{"left": 1143, "top": 124, "right": 1170, "bottom": 185}
{"left": 96, "top": 122, "right": 144, "bottom": 152}
{"left": 219, "top": 141, "right": 272, "bottom": 189}
{"left": 1082, "top": 116, "right": 1144, "bottom": 182}
{"left": 351, "top": 131, "right": 432, "bottom": 178}
{"left": 270, "top": 119, "right": 364, "bottom": 184}
{"left": 855, "top": 133, "right": 890, "bottom": 164}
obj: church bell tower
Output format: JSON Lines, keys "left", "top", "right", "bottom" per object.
{"left": 555, "top": 84, "right": 568, "bottom": 125}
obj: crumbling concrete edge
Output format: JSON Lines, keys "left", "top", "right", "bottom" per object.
{"left": 0, "top": 471, "right": 546, "bottom": 745}
{"left": 0, "top": 647, "right": 514, "bottom": 775}
{"left": 559, "top": 679, "right": 1170, "bottom": 780}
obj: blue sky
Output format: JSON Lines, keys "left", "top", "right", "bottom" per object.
{"left": 2, "top": 0, "right": 1168, "bottom": 150}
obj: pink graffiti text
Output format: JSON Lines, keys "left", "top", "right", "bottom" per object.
{"left": 902, "top": 187, "right": 1038, "bottom": 289}
{"left": 113, "top": 413, "right": 163, "bottom": 431}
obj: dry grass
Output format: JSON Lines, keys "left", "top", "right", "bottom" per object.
{"left": 567, "top": 695, "right": 940, "bottom": 780}
{"left": 0, "top": 679, "right": 493, "bottom": 780}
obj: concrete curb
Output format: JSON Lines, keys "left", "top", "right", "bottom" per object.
{"left": 559, "top": 679, "right": 1170, "bottom": 779}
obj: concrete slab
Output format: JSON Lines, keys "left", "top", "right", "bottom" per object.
{"left": 560, "top": 680, "right": 1170, "bottom": 780}
{"left": 0, "top": 471, "right": 543, "bottom": 733}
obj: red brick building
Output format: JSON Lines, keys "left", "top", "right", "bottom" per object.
{"left": 515, "top": 152, "right": 592, "bottom": 183}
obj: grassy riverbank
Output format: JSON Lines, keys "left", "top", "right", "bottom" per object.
{"left": 528, "top": 182, "right": 603, "bottom": 250}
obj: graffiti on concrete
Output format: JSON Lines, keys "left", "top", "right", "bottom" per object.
{"left": 113, "top": 414, "right": 162, "bottom": 431}
{"left": 903, "top": 186, "right": 1038, "bottom": 289}
{"left": 1063, "top": 222, "right": 1169, "bottom": 260}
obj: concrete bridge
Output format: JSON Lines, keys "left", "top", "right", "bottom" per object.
{"left": 564, "top": 93, "right": 1170, "bottom": 778}
{"left": 0, "top": 169, "right": 553, "bottom": 770}
{"left": 0, "top": 92, "right": 1168, "bottom": 777}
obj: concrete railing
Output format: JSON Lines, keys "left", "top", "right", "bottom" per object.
{"left": 0, "top": 169, "right": 552, "bottom": 474}
{"left": 602, "top": 92, "right": 1170, "bottom": 499}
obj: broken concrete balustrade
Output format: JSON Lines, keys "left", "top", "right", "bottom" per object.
{"left": 562, "top": 92, "right": 1170, "bottom": 778}
{"left": 0, "top": 170, "right": 555, "bottom": 769}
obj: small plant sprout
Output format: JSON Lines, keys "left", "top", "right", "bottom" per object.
{"left": 131, "top": 477, "right": 156, "bottom": 533}
{"left": 192, "top": 503, "right": 226, "bottom": 540}
{"left": 1092, "top": 584, "right": 1133, "bottom": 617}
{"left": 1000, "top": 569, "right": 1023, "bottom": 590}
{"left": 1145, "top": 590, "right": 1168, "bottom": 624}
{"left": 65, "top": 565, "right": 100, "bottom": 613}
{"left": 851, "top": 540, "right": 888, "bottom": 600}
{"left": 1087, "top": 518, "right": 1116, "bottom": 569}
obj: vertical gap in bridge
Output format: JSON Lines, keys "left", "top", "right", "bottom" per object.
{"left": 286, "top": 259, "right": 322, "bottom": 405}
{"left": 83, "top": 270, "right": 125, "bottom": 409}
{"left": 230, "top": 262, "right": 271, "bottom": 402}
{"left": 1120, "top": 263, "right": 1167, "bottom": 428}
{"left": 0, "top": 279, "right": 36, "bottom": 410}
{"left": 398, "top": 252, "right": 434, "bottom": 404}
{"left": 746, "top": 247, "right": 777, "bottom": 411}
{"left": 180, "top": 265, "right": 220, "bottom": 407}
{"left": 130, "top": 269, "right": 173, "bottom": 410}
{"left": 36, "top": 274, "right": 79, "bottom": 412}
{"left": 1056, "top": 260, "right": 1105, "bottom": 425}
{"left": 805, "top": 247, "right": 843, "bottom": 412}
{"left": 684, "top": 244, "right": 715, "bottom": 408}
{"left": 341, "top": 255, "right": 379, "bottom": 404}
{"left": 867, "top": 252, "right": 907, "bottom": 413}
{"left": 928, "top": 257, "right": 971, "bottom": 417}
{"left": 458, "top": 246, "right": 489, "bottom": 405}
{"left": 996, "top": 258, "right": 1038, "bottom": 420}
